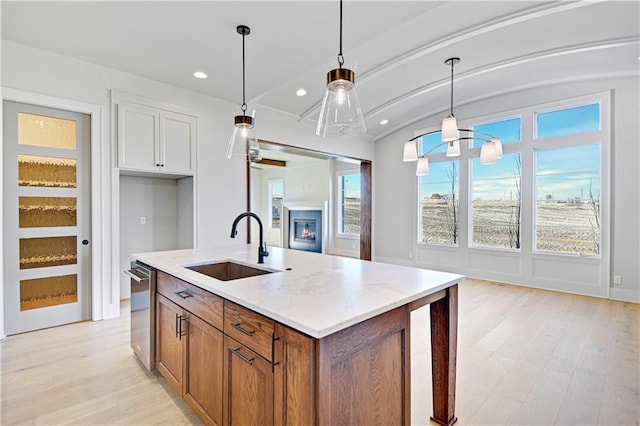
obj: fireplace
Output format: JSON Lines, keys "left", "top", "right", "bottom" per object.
{"left": 288, "top": 209, "right": 323, "bottom": 253}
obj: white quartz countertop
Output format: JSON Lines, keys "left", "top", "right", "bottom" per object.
{"left": 134, "top": 245, "right": 464, "bottom": 339}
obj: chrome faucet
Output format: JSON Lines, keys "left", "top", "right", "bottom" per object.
{"left": 230, "top": 212, "right": 269, "bottom": 264}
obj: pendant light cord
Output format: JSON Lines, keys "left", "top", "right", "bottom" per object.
{"left": 337, "top": 0, "right": 344, "bottom": 68}
{"left": 241, "top": 30, "right": 247, "bottom": 114}
{"left": 449, "top": 59, "right": 454, "bottom": 117}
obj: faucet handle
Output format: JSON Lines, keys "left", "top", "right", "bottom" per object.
{"left": 262, "top": 242, "right": 269, "bottom": 258}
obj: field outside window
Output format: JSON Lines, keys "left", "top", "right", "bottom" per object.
{"left": 535, "top": 145, "right": 600, "bottom": 256}
{"left": 268, "top": 179, "right": 282, "bottom": 229}
{"left": 471, "top": 153, "right": 522, "bottom": 249}
{"left": 419, "top": 161, "right": 459, "bottom": 245}
{"left": 338, "top": 172, "right": 360, "bottom": 235}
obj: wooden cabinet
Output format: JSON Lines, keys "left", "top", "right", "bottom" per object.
{"left": 117, "top": 101, "right": 196, "bottom": 176}
{"left": 155, "top": 271, "right": 412, "bottom": 426}
{"left": 223, "top": 336, "right": 274, "bottom": 426}
{"left": 156, "top": 272, "right": 224, "bottom": 426}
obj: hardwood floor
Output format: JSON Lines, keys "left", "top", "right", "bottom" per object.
{"left": 1, "top": 278, "right": 638, "bottom": 425}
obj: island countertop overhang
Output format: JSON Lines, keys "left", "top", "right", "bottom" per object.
{"left": 133, "top": 245, "right": 464, "bottom": 339}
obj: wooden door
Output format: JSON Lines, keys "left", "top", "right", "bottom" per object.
{"left": 223, "top": 336, "right": 274, "bottom": 426}
{"left": 156, "top": 294, "right": 183, "bottom": 394}
{"left": 3, "top": 101, "right": 91, "bottom": 335}
{"left": 183, "top": 313, "right": 224, "bottom": 426}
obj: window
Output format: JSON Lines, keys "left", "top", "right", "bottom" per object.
{"left": 535, "top": 145, "right": 600, "bottom": 256}
{"left": 533, "top": 102, "right": 601, "bottom": 256}
{"left": 419, "top": 161, "right": 459, "bottom": 244}
{"left": 536, "top": 103, "right": 600, "bottom": 139}
{"left": 470, "top": 117, "right": 523, "bottom": 250}
{"left": 471, "top": 153, "right": 522, "bottom": 249}
{"left": 338, "top": 172, "right": 360, "bottom": 235}
{"left": 472, "top": 117, "right": 521, "bottom": 148}
{"left": 268, "top": 179, "right": 282, "bottom": 229}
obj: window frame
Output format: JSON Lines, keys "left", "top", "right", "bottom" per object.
{"left": 337, "top": 170, "right": 361, "bottom": 238}
{"left": 267, "top": 178, "right": 283, "bottom": 230}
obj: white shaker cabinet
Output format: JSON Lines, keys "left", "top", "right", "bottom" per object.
{"left": 117, "top": 101, "right": 196, "bottom": 176}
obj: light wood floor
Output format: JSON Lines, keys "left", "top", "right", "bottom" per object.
{"left": 1, "top": 278, "right": 638, "bottom": 425}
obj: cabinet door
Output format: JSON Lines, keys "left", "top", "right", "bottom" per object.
{"left": 184, "top": 313, "right": 224, "bottom": 426}
{"left": 274, "top": 324, "right": 316, "bottom": 426}
{"left": 156, "top": 294, "right": 183, "bottom": 394}
{"left": 223, "top": 336, "right": 274, "bottom": 426}
{"left": 117, "top": 102, "right": 160, "bottom": 171}
{"left": 160, "top": 111, "right": 195, "bottom": 175}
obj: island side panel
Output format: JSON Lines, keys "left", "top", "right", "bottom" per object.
{"left": 317, "top": 305, "right": 410, "bottom": 426}
{"left": 430, "top": 284, "right": 458, "bottom": 426}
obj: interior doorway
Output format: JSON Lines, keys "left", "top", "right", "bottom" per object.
{"left": 247, "top": 140, "right": 372, "bottom": 260}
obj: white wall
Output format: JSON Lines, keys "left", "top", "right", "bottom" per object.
{"left": 375, "top": 76, "right": 640, "bottom": 302}
{"left": 119, "top": 176, "right": 191, "bottom": 298}
{"left": 0, "top": 41, "right": 375, "bottom": 331}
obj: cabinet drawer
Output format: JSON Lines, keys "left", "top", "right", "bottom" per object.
{"left": 157, "top": 271, "right": 223, "bottom": 330}
{"left": 224, "top": 301, "right": 275, "bottom": 361}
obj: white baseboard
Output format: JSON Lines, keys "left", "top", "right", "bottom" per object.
{"left": 610, "top": 287, "right": 640, "bottom": 303}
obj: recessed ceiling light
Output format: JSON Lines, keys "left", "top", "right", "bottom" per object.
{"left": 193, "top": 71, "right": 208, "bottom": 79}
{"left": 296, "top": 88, "right": 307, "bottom": 97}
{"left": 379, "top": 119, "right": 389, "bottom": 125}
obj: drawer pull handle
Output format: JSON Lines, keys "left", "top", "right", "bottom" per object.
{"left": 230, "top": 348, "right": 254, "bottom": 365}
{"left": 231, "top": 323, "right": 255, "bottom": 337}
{"left": 174, "top": 290, "right": 193, "bottom": 299}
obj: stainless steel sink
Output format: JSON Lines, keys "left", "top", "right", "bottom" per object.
{"left": 185, "top": 261, "right": 276, "bottom": 281}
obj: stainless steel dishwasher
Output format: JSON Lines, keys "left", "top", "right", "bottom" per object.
{"left": 125, "top": 261, "right": 156, "bottom": 371}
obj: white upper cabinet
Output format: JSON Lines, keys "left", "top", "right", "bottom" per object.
{"left": 117, "top": 100, "right": 196, "bottom": 176}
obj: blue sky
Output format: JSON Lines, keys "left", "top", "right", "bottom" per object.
{"left": 420, "top": 103, "right": 601, "bottom": 201}
{"left": 342, "top": 173, "right": 361, "bottom": 198}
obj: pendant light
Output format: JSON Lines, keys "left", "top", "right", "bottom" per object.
{"left": 316, "top": 0, "right": 367, "bottom": 137}
{"left": 226, "top": 25, "right": 259, "bottom": 160}
{"left": 442, "top": 57, "right": 461, "bottom": 141}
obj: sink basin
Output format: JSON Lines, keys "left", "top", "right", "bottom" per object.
{"left": 185, "top": 261, "right": 276, "bottom": 281}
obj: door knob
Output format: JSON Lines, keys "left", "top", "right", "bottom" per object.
{"left": 82, "top": 239, "right": 89, "bottom": 245}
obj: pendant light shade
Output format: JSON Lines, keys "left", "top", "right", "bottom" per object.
{"left": 226, "top": 25, "right": 259, "bottom": 160}
{"left": 403, "top": 140, "right": 418, "bottom": 162}
{"left": 316, "top": 0, "right": 367, "bottom": 137}
{"left": 445, "top": 140, "right": 461, "bottom": 157}
{"left": 480, "top": 140, "right": 498, "bottom": 165}
{"left": 492, "top": 137, "right": 503, "bottom": 159}
{"left": 416, "top": 157, "right": 430, "bottom": 176}
{"left": 441, "top": 116, "right": 459, "bottom": 142}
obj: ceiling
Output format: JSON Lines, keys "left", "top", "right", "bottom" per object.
{"left": 2, "top": 1, "right": 639, "bottom": 140}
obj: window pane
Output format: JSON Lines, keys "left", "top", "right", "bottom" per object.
{"left": 419, "top": 161, "right": 459, "bottom": 244}
{"left": 20, "top": 236, "right": 77, "bottom": 269}
{"left": 19, "top": 155, "right": 77, "bottom": 188}
{"left": 20, "top": 274, "right": 77, "bottom": 311}
{"left": 421, "top": 132, "right": 447, "bottom": 155}
{"left": 536, "top": 103, "right": 600, "bottom": 139}
{"left": 269, "top": 180, "right": 283, "bottom": 229}
{"left": 472, "top": 117, "right": 521, "bottom": 148}
{"left": 340, "top": 173, "right": 360, "bottom": 234}
{"left": 471, "top": 153, "right": 522, "bottom": 249}
{"left": 535, "top": 145, "right": 600, "bottom": 255}
{"left": 18, "top": 113, "right": 77, "bottom": 150}
{"left": 19, "top": 196, "right": 77, "bottom": 228}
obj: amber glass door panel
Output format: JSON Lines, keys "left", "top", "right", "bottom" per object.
{"left": 20, "top": 236, "right": 77, "bottom": 269}
{"left": 3, "top": 101, "right": 91, "bottom": 335}
{"left": 18, "top": 154, "right": 77, "bottom": 188}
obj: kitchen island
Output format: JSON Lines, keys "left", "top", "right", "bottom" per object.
{"left": 134, "top": 245, "right": 462, "bottom": 426}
